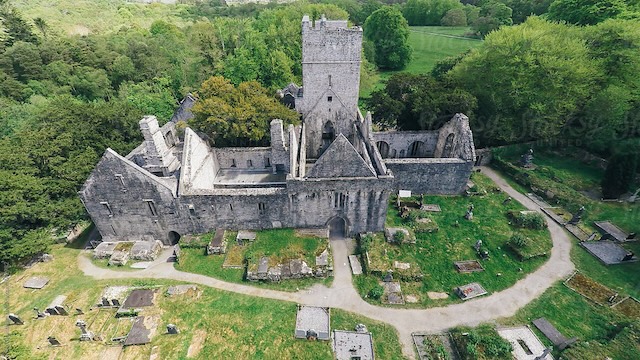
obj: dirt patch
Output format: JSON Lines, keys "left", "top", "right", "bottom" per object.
{"left": 565, "top": 272, "right": 616, "bottom": 305}
{"left": 187, "top": 329, "right": 207, "bottom": 358}
{"left": 69, "top": 25, "right": 91, "bottom": 36}
{"left": 613, "top": 297, "right": 640, "bottom": 318}
{"left": 428, "top": 291, "right": 449, "bottom": 300}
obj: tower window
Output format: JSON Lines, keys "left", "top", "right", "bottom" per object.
{"left": 144, "top": 200, "right": 158, "bottom": 216}
{"left": 258, "top": 202, "right": 266, "bottom": 215}
{"left": 247, "top": 159, "right": 253, "bottom": 167}
{"left": 100, "top": 202, "right": 113, "bottom": 216}
{"left": 231, "top": 159, "right": 236, "bottom": 167}
{"left": 327, "top": 96, "right": 333, "bottom": 102}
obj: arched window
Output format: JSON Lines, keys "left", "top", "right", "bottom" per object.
{"left": 408, "top": 141, "right": 425, "bottom": 158}
{"left": 376, "top": 141, "right": 390, "bottom": 158}
{"left": 321, "top": 121, "right": 335, "bottom": 152}
{"left": 443, "top": 133, "right": 455, "bottom": 158}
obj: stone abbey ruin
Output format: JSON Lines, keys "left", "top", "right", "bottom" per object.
{"left": 80, "top": 15, "right": 475, "bottom": 245}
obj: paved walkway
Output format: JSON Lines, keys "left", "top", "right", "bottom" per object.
{"left": 78, "top": 167, "right": 575, "bottom": 359}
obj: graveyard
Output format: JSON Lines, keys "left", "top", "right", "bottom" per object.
{"left": 1, "top": 239, "right": 402, "bottom": 359}
{"left": 176, "top": 228, "right": 333, "bottom": 291}
{"left": 353, "top": 172, "right": 553, "bottom": 307}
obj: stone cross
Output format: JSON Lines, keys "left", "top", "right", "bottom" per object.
{"left": 76, "top": 320, "right": 94, "bottom": 341}
{"left": 167, "top": 324, "right": 179, "bottom": 334}
{"left": 48, "top": 336, "right": 61, "bottom": 346}
{"left": 8, "top": 313, "right": 23, "bottom": 325}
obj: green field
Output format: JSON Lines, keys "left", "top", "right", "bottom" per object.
{"left": 14, "top": 0, "right": 192, "bottom": 35}
{"left": 361, "top": 26, "right": 482, "bottom": 98}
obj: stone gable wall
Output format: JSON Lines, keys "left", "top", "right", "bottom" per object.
{"left": 385, "top": 158, "right": 473, "bottom": 195}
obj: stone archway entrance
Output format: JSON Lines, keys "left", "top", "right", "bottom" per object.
{"left": 328, "top": 217, "right": 347, "bottom": 239}
{"left": 167, "top": 231, "right": 181, "bottom": 246}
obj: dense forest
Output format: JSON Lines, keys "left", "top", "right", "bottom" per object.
{"left": 1, "top": 0, "right": 639, "bottom": 268}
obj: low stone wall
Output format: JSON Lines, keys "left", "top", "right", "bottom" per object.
{"left": 246, "top": 258, "right": 333, "bottom": 282}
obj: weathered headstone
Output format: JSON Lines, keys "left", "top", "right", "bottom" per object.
{"left": 383, "top": 272, "right": 393, "bottom": 283}
{"left": 465, "top": 204, "right": 474, "bottom": 220}
{"left": 45, "top": 308, "right": 60, "bottom": 316}
{"left": 8, "top": 313, "right": 23, "bottom": 325}
{"left": 502, "top": 196, "right": 512, "bottom": 205}
{"left": 568, "top": 206, "right": 585, "bottom": 225}
{"left": 75, "top": 308, "right": 84, "bottom": 315}
{"left": 587, "top": 232, "right": 598, "bottom": 241}
{"left": 76, "top": 320, "right": 94, "bottom": 341}
{"left": 520, "top": 148, "right": 534, "bottom": 168}
{"left": 622, "top": 251, "right": 635, "bottom": 262}
{"left": 101, "top": 297, "right": 111, "bottom": 307}
{"left": 112, "top": 299, "right": 121, "bottom": 307}
{"left": 474, "top": 240, "right": 483, "bottom": 252}
{"left": 33, "top": 308, "right": 47, "bottom": 319}
{"left": 167, "top": 324, "right": 179, "bottom": 334}
{"left": 55, "top": 306, "right": 68, "bottom": 316}
{"left": 355, "top": 324, "right": 368, "bottom": 333}
{"left": 47, "top": 336, "right": 61, "bottom": 346}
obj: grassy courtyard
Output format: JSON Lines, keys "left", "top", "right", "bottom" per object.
{"left": 2, "top": 241, "right": 403, "bottom": 360}
{"left": 354, "top": 172, "right": 552, "bottom": 307}
{"left": 176, "top": 228, "right": 333, "bottom": 292}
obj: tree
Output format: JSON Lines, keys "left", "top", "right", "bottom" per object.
{"left": 191, "top": 76, "right": 299, "bottom": 146}
{"left": 547, "top": 0, "right": 628, "bottom": 25}
{"left": 602, "top": 150, "right": 638, "bottom": 198}
{"left": 471, "top": 1, "right": 513, "bottom": 37}
{"left": 441, "top": 8, "right": 468, "bottom": 26}
{"left": 364, "top": 7, "right": 412, "bottom": 70}
{"left": 33, "top": 17, "right": 48, "bottom": 38}
{"left": 450, "top": 17, "right": 598, "bottom": 145}
{"left": 404, "top": 0, "right": 465, "bottom": 26}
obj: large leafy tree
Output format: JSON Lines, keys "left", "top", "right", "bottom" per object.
{"left": 366, "top": 73, "right": 477, "bottom": 130}
{"left": 364, "top": 6, "right": 412, "bottom": 70}
{"left": 191, "top": 76, "right": 299, "bottom": 146}
{"left": 450, "top": 17, "right": 599, "bottom": 146}
{"left": 547, "top": 0, "right": 628, "bottom": 25}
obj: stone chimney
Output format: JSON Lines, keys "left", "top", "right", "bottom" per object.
{"left": 139, "top": 116, "right": 179, "bottom": 176}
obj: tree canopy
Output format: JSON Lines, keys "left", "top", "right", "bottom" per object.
{"left": 364, "top": 6, "right": 412, "bottom": 70}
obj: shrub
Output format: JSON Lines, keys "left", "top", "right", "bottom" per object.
{"left": 508, "top": 210, "right": 546, "bottom": 230}
{"left": 509, "top": 234, "right": 528, "bottom": 248}
{"left": 368, "top": 284, "right": 384, "bottom": 300}
{"left": 393, "top": 230, "right": 406, "bottom": 243}
{"left": 602, "top": 151, "right": 638, "bottom": 199}
{"left": 359, "top": 234, "right": 374, "bottom": 254}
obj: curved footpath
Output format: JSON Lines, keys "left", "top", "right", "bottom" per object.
{"left": 78, "top": 167, "right": 575, "bottom": 359}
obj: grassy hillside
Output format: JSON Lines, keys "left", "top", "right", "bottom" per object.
{"left": 13, "top": 0, "right": 193, "bottom": 35}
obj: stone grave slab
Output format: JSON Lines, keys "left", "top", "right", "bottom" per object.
{"left": 532, "top": 318, "right": 577, "bottom": 350}
{"left": 398, "top": 190, "right": 411, "bottom": 198}
{"left": 526, "top": 193, "right": 553, "bottom": 209}
{"left": 454, "top": 282, "right": 487, "bottom": 300}
{"left": 122, "top": 289, "right": 155, "bottom": 309}
{"left": 348, "top": 255, "right": 362, "bottom": 275}
{"left": 394, "top": 261, "right": 411, "bottom": 270}
{"left": 295, "top": 228, "right": 329, "bottom": 238}
{"left": 412, "top": 333, "right": 459, "bottom": 360}
{"left": 383, "top": 282, "right": 404, "bottom": 305}
{"left": 257, "top": 257, "right": 269, "bottom": 274}
{"left": 295, "top": 305, "right": 330, "bottom": 340}
{"left": 109, "top": 250, "right": 129, "bottom": 266}
{"left": 24, "top": 277, "right": 49, "bottom": 289}
{"left": 580, "top": 241, "right": 637, "bottom": 265}
{"left": 123, "top": 316, "right": 151, "bottom": 346}
{"left": 101, "top": 286, "right": 130, "bottom": 304}
{"left": 420, "top": 204, "right": 441, "bottom": 212}
{"left": 236, "top": 230, "right": 256, "bottom": 245}
{"left": 594, "top": 221, "right": 632, "bottom": 242}
{"left": 497, "top": 326, "right": 553, "bottom": 360}
{"left": 166, "top": 285, "right": 197, "bottom": 296}
{"left": 130, "top": 262, "right": 152, "bottom": 269}
{"left": 93, "top": 242, "right": 118, "bottom": 259}
{"left": 454, "top": 260, "right": 485, "bottom": 273}
{"left": 316, "top": 249, "right": 329, "bottom": 267}
{"left": 333, "top": 330, "right": 374, "bottom": 360}
{"left": 8, "top": 313, "right": 23, "bottom": 325}
{"left": 207, "top": 228, "right": 227, "bottom": 255}
{"left": 405, "top": 295, "right": 419, "bottom": 303}
{"left": 427, "top": 291, "right": 449, "bottom": 300}
{"left": 130, "top": 240, "right": 163, "bottom": 261}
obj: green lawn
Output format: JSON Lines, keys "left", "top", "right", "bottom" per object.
{"left": 176, "top": 228, "right": 333, "bottom": 292}
{"left": 3, "top": 241, "right": 403, "bottom": 359}
{"left": 360, "top": 26, "right": 482, "bottom": 99}
{"left": 14, "top": 0, "right": 192, "bottom": 35}
{"left": 354, "top": 172, "right": 551, "bottom": 307}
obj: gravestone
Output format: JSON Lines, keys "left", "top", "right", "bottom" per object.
{"left": 55, "top": 306, "right": 68, "bottom": 316}
{"left": 33, "top": 308, "right": 47, "bottom": 319}
{"left": 76, "top": 320, "right": 94, "bottom": 341}
{"left": 568, "top": 206, "right": 585, "bottom": 225}
{"left": 587, "top": 232, "right": 598, "bottom": 241}
{"left": 502, "top": 196, "right": 512, "bottom": 205}
{"left": 112, "top": 299, "right": 121, "bottom": 307}
{"left": 383, "top": 272, "right": 393, "bottom": 283}
{"left": 101, "top": 297, "right": 111, "bottom": 307}
{"left": 8, "top": 313, "right": 23, "bottom": 325}
{"left": 45, "top": 307, "right": 59, "bottom": 316}
{"left": 474, "top": 240, "right": 482, "bottom": 252}
{"left": 75, "top": 308, "right": 84, "bottom": 315}
{"left": 355, "top": 324, "right": 368, "bottom": 333}
{"left": 520, "top": 148, "right": 534, "bottom": 168}
{"left": 465, "top": 204, "right": 474, "bottom": 220}
{"left": 167, "top": 324, "right": 179, "bottom": 334}
{"left": 48, "top": 336, "right": 61, "bottom": 346}
{"left": 622, "top": 251, "right": 635, "bottom": 262}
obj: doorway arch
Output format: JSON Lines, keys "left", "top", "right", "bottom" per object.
{"left": 376, "top": 141, "right": 390, "bottom": 158}
{"left": 327, "top": 216, "right": 347, "bottom": 239}
{"left": 167, "top": 231, "right": 181, "bottom": 246}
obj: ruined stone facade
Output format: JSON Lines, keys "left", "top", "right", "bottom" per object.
{"left": 80, "top": 16, "right": 475, "bottom": 245}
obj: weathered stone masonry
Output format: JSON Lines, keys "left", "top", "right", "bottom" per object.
{"left": 79, "top": 16, "right": 475, "bottom": 245}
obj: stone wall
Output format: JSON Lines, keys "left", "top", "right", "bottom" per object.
{"left": 215, "top": 147, "right": 272, "bottom": 169}
{"left": 385, "top": 158, "right": 473, "bottom": 195}
{"left": 372, "top": 131, "right": 439, "bottom": 158}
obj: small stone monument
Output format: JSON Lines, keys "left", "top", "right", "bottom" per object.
{"left": 111, "top": 299, "right": 121, "bottom": 307}
{"left": 502, "top": 196, "right": 512, "bottom": 205}
{"left": 167, "top": 324, "right": 179, "bottom": 334}
{"left": 47, "top": 336, "right": 61, "bottom": 346}
{"left": 474, "top": 240, "right": 483, "bottom": 252}
{"left": 464, "top": 204, "right": 474, "bottom": 221}
{"left": 383, "top": 271, "right": 393, "bottom": 283}
{"left": 355, "top": 324, "right": 368, "bottom": 333}
{"left": 33, "top": 308, "right": 47, "bottom": 319}
{"left": 8, "top": 313, "right": 23, "bottom": 325}
{"left": 76, "top": 320, "right": 94, "bottom": 341}
{"left": 568, "top": 206, "right": 585, "bottom": 225}
{"left": 534, "top": 347, "right": 552, "bottom": 360}
{"left": 520, "top": 148, "right": 534, "bottom": 168}
{"left": 101, "top": 297, "right": 111, "bottom": 307}
{"left": 75, "top": 308, "right": 84, "bottom": 315}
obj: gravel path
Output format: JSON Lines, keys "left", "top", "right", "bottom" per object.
{"left": 78, "top": 167, "right": 575, "bottom": 359}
